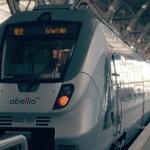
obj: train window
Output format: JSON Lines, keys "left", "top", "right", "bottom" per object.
{"left": 1, "top": 22, "right": 81, "bottom": 81}
{"left": 2, "top": 38, "right": 75, "bottom": 81}
{"left": 111, "top": 53, "right": 145, "bottom": 101}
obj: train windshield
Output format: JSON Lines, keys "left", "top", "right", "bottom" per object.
{"left": 1, "top": 22, "right": 80, "bottom": 81}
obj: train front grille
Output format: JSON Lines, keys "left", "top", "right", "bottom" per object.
{"left": 0, "top": 115, "right": 51, "bottom": 127}
{"left": 0, "top": 116, "right": 12, "bottom": 126}
{"left": 35, "top": 116, "right": 51, "bottom": 126}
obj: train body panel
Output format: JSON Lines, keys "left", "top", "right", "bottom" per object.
{"left": 0, "top": 83, "right": 61, "bottom": 113}
{"left": 0, "top": 5, "right": 150, "bottom": 150}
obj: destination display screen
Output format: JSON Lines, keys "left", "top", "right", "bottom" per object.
{"left": 6, "top": 21, "right": 81, "bottom": 37}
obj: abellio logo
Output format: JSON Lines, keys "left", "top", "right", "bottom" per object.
{"left": 9, "top": 97, "right": 41, "bottom": 105}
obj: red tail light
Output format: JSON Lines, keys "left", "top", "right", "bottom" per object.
{"left": 53, "top": 84, "right": 74, "bottom": 110}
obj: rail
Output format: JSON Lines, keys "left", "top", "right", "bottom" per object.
{"left": 0, "top": 135, "right": 28, "bottom": 150}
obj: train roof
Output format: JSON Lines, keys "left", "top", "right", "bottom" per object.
{"left": 101, "top": 23, "right": 146, "bottom": 61}
{"left": 1, "top": 5, "right": 96, "bottom": 26}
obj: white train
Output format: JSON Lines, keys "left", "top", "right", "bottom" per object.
{"left": 0, "top": 4, "right": 150, "bottom": 150}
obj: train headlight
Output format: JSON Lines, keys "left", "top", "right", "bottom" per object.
{"left": 53, "top": 84, "right": 74, "bottom": 110}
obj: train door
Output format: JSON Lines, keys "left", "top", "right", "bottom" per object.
{"left": 110, "top": 54, "right": 122, "bottom": 137}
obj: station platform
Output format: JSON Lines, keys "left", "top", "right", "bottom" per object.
{"left": 129, "top": 123, "right": 150, "bottom": 150}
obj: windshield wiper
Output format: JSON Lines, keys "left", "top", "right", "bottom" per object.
{"left": 12, "top": 74, "right": 36, "bottom": 80}
{"left": 5, "top": 58, "right": 57, "bottom": 81}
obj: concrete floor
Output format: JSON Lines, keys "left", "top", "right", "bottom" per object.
{"left": 129, "top": 123, "right": 150, "bottom": 150}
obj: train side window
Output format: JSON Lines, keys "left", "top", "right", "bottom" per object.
{"left": 111, "top": 54, "right": 134, "bottom": 101}
{"left": 111, "top": 54, "right": 144, "bottom": 101}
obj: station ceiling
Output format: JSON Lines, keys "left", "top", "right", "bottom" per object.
{"left": 0, "top": 0, "right": 150, "bottom": 59}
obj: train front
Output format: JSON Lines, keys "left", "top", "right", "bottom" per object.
{"left": 0, "top": 6, "right": 100, "bottom": 150}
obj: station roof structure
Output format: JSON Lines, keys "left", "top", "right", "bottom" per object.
{"left": 0, "top": 0, "right": 150, "bottom": 59}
